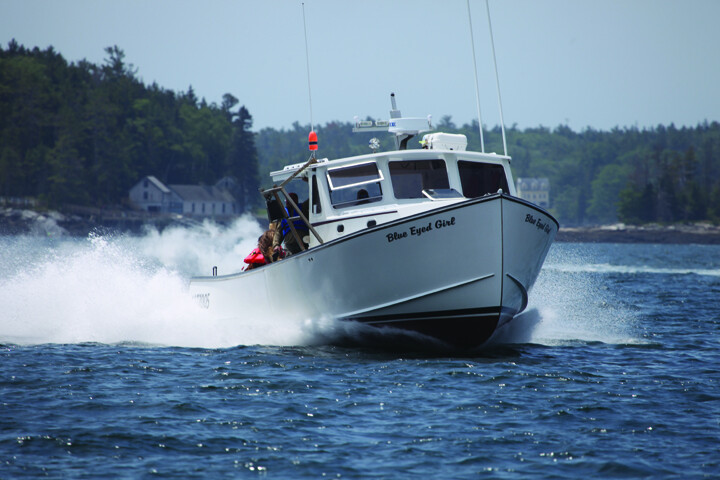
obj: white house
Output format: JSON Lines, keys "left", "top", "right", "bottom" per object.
{"left": 168, "top": 184, "right": 238, "bottom": 217}
{"left": 128, "top": 176, "right": 177, "bottom": 213}
{"left": 129, "top": 176, "right": 239, "bottom": 218}
{"left": 516, "top": 177, "right": 550, "bottom": 209}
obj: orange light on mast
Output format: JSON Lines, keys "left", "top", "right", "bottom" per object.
{"left": 308, "top": 131, "right": 318, "bottom": 151}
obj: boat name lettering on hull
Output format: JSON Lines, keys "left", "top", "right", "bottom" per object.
{"left": 193, "top": 293, "right": 210, "bottom": 309}
{"left": 525, "top": 213, "right": 552, "bottom": 234}
{"left": 386, "top": 216, "right": 456, "bottom": 243}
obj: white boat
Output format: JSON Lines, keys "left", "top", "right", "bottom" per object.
{"left": 189, "top": 95, "right": 558, "bottom": 349}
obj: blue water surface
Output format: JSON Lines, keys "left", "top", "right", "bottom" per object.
{"left": 1, "top": 239, "right": 719, "bottom": 478}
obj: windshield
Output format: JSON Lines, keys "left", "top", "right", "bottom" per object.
{"left": 458, "top": 161, "right": 509, "bottom": 198}
{"left": 389, "top": 160, "right": 449, "bottom": 199}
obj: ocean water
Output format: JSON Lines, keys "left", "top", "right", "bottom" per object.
{"left": 1, "top": 217, "right": 719, "bottom": 478}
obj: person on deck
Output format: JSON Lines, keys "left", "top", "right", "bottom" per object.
{"left": 244, "top": 228, "right": 285, "bottom": 271}
{"left": 272, "top": 193, "right": 309, "bottom": 255}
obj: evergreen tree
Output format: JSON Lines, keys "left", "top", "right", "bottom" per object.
{"left": 227, "top": 105, "right": 260, "bottom": 212}
{"left": 586, "top": 164, "right": 630, "bottom": 224}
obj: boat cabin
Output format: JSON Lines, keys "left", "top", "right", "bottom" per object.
{"left": 268, "top": 139, "right": 515, "bottom": 248}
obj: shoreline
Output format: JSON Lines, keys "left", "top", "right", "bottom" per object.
{"left": 2, "top": 207, "right": 720, "bottom": 244}
{"left": 0, "top": 207, "right": 196, "bottom": 237}
{"left": 556, "top": 223, "right": 720, "bottom": 245}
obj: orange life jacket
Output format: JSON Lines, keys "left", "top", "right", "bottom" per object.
{"left": 243, "top": 247, "right": 266, "bottom": 265}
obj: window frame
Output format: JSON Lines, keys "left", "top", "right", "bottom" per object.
{"left": 325, "top": 161, "right": 384, "bottom": 210}
{"left": 326, "top": 161, "right": 384, "bottom": 191}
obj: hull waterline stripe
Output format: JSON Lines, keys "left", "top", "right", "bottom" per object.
{"left": 337, "top": 273, "right": 495, "bottom": 319}
{"left": 362, "top": 310, "right": 499, "bottom": 326}
{"left": 345, "top": 305, "right": 518, "bottom": 325}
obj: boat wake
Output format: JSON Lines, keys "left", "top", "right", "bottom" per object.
{"left": 0, "top": 232, "right": 206, "bottom": 347}
{"left": 0, "top": 217, "right": 298, "bottom": 348}
{"left": 505, "top": 263, "right": 642, "bottom": 347}
{"left": 0, "top": 221, "right": 638, "bottom": 349}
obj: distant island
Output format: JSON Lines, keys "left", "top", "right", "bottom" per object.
{"left": 1, "top": 41, "right": 719, "bottom": 232}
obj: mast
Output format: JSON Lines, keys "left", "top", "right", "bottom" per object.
{"left": 486, "top": 0, "right": 508, "bottom": 156}
{"left": 301, "top": 2, "right": 314, "bottom": 134}
{"left": 466, "top": 0, "right": 485, "bottom": 153}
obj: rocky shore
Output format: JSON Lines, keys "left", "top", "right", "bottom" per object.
{"left": 2, "top": 207, "right": 720, "bottom": 244}
{"left": 0, "top": 207, "right": 201, "bottom": 237}
{"left": 556, "top": 223, "right": 720, "bottom": 244}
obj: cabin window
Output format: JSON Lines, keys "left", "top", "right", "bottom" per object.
{"left": 389, "top": 160, "right": 449, "bottom": 199}
{"left": 458, "top": 161, "right": 509, "bottom": 198}
{"left": 327, "top": 162, "right": 383, "bottom": 209}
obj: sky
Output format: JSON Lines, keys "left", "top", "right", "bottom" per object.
{"left": 2, "top": 0, "right": 720, "bottom": 133}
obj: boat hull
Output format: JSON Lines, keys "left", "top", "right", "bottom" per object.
{"left": 189, "top": 194, "right": 557, "bottom": 349}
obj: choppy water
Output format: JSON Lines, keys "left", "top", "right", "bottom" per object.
{"left": 1, "top": 218, "right": 719, "bottom": 478}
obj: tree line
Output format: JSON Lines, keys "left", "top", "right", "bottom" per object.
{"left": 0, "top": 41, "right": 260, "bottom": 211}
{"left": 2, "top": 42, "right": 719, "bottom": 225}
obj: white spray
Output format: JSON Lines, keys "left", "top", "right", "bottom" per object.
{"left": 0, "top": 216, "right": 336, "bottom": 347}
{"left": 0, "top": 224, "right": 642, "bottom": 348}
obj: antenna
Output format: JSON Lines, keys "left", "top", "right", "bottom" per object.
{"left": 486, "top": 0, "right": 508, "bottom": 156}
{"left": 466, "top": 0, "right": 485, "bottom": 153}
{"left": 302, "top": 2, "right": 314, "bottom": 132}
